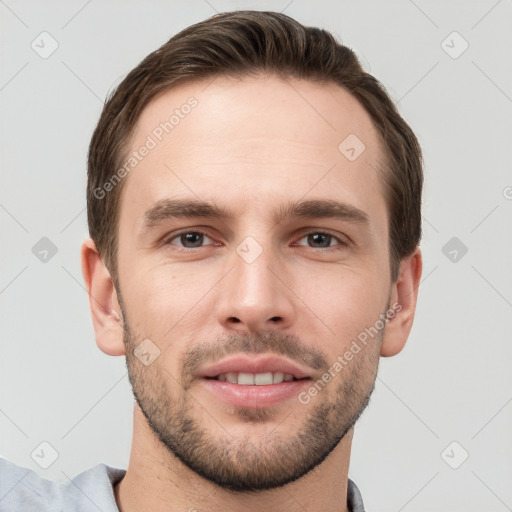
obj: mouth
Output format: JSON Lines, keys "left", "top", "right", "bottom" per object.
{"left": 206, "top": 371, "right": 302, "bottom": 385}
{"left": 197, "top": 355, "right": 313, "bottom": 409}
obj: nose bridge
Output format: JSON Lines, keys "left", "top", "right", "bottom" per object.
{"left": 235, "top": 236, "right": 278, "bottom": 305}
{"left": 216, "top": 234, "right": 295, "bottom": 332}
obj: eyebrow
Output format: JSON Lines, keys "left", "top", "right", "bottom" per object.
{"left": 142, "top": 198, "right": 369, "bottom": 229}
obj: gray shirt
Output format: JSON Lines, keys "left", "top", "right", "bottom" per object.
{"left": 0, "top": 456, "right": 365, "bottom": 511}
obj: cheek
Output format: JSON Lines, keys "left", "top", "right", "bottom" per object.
{"left": 121, "top": 263, "right": 213, "bottom": 340}
{"left": 292, "top": 263, "right": 388, "bottom": 352}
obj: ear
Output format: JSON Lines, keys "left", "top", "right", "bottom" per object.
{"left": 380, "top": 247, "right": 422, "bottom": 357}
{"left": 81, "top": 238, "right": 125, "bottom": 356}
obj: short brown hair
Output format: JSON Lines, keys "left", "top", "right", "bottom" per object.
{"left": 87, "top": 10, "right": 422, "bottom": 284}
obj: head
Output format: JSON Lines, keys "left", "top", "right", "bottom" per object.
{"left": 82, "top": 10, "right": 422, "bottom": 492}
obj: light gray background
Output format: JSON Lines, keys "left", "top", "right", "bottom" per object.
{"left": 1, "top": 1, "right": 511, "bottom": 511}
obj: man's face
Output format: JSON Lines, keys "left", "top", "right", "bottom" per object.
{"left": 115, "top": 75, "right": 392, "bottom": 491}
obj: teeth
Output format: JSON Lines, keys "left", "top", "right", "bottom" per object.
{"left": 273, "top": 372, "right": 284, "bottom": 384}
{"left": 225, "top": 373, "right": 237, "bottom": 383}
{"left": 238, "top": 372, "right": 254, "bottom": 385}
{"left": 254, "top": 372, "right": 273, "bottom": 385}
{"left": 215, "top": 372, "right": 296, "bottom": 385}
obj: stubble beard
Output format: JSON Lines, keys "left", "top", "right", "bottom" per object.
{"left": 122, "top": 318, "right": 381, "bottom": 492}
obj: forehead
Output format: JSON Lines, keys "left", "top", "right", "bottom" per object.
{"left": 119, "top": 74, "right": 387, "bottom": 229}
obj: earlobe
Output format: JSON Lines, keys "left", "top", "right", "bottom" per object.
{"left": 81, "top": 238, "right": 126, "bottom": 356}
{"left": 380, "top": 247, "right": 422, "bottom": 357}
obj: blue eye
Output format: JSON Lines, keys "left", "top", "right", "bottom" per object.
{"left": 166, "top": 231, "right": 214, "bottom": 248}
{"left": 163, "top": 230, "right": 347, "bottom": 251}
{"left": 295, "top": 232, "right": 346, "bottom": 249}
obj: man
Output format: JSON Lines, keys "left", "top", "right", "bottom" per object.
{"left": 0, "top": 10, "right": 422, "bottom": 511}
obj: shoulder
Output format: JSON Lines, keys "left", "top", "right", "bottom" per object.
{"left": 0, "top": 456, "right": 59, "bottom": 510}
{"left": 347, "top": 477, "right": 366, "bottom": 512}
{"left": 0, "top": 456, "right": 125, "bottom": 511}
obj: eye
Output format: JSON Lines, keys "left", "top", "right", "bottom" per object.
{"left": 165, "top": 231, "right": 214, "bottom": 249}
{"left": 162, "top": 229, "right": 348, "bottom": 251}
{"left": 294, "top": 231, "right": 347, "bottom": 249}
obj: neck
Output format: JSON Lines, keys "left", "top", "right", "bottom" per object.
{"left": 115, "top": 406, "right": 353, "bottom": 512}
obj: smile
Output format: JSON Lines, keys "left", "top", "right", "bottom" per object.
{"left": 207, "top": 372, "right": 299, "bottom": 385}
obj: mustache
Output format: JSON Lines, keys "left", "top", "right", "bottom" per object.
{"left": 180, "top": 330, "right": 328, "bottom": 388}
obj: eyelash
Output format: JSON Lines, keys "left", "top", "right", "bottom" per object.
{"left": 162, "top": 229, "right": 349, "bottom": 251}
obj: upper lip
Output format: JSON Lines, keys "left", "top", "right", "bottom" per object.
{"left": 197, "top": 355, "right": 312, "bottom": 380}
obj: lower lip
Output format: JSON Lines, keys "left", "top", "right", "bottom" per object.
{"left": 199, "top": 378, "right": 311, "bottom": 408}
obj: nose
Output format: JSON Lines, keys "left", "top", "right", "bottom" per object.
{"left": 215, "top": 240, "right": 296, "bottom": 333}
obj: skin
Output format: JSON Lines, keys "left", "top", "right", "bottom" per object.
{"left": 82, "top": 75, "right": 422, "bottom": 512}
